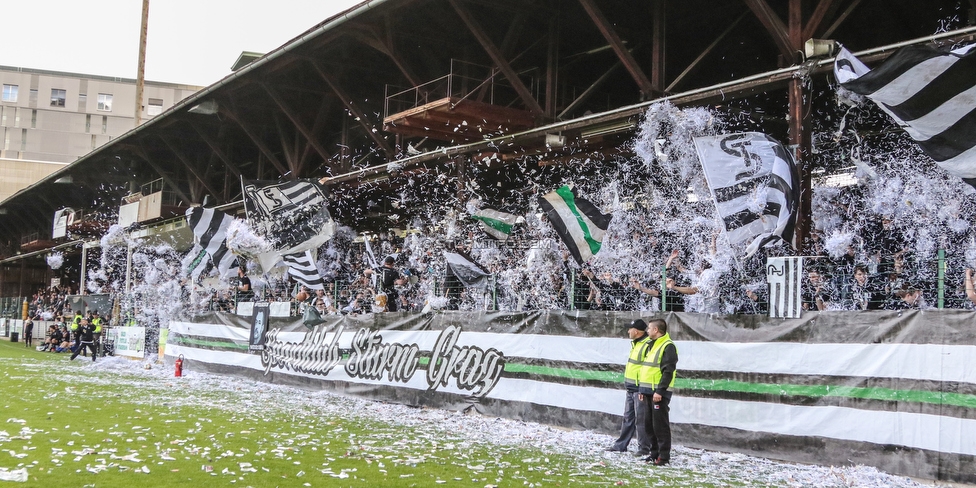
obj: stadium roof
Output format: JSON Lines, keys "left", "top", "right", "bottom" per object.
{"left": 0, "top": 0, "right": 973, "bottom": 255}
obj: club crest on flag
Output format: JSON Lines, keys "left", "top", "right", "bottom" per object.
{"left": 243, "top": 179, "right": 336, "bottom": 272}
{"left": 693, "top": 132, "right": 800, "bottom": 257}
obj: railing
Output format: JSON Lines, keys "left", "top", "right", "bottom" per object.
{"left": 0, "top": 297, "right": 28, "bottom": 318}
{"left": 384, "top": 59, "right": 535, "bottom": 120}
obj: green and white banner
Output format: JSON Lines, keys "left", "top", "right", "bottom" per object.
{"left": 165, "top": 309, "right": 976, "bottom": 483}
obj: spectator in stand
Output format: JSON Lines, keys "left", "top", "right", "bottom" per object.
{"left": 235, "top": 267, "right": 254, "bottom": 302}
{"left": 844, "top": 264, "right": 881, "bottom": 310}
{"left": 802, "top": 268, "right": 834, "bottom": 311}
{"left": 662, "top": 250, "right": 697, "bottom": 312}
{"left": 364, "top": 256, "right": 406, "bottom": 312}
{"left": 890, "top": 283, "right": 926, "bottom": 310}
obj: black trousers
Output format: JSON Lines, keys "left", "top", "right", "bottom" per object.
{"left": 641, "top": 390, "right": 673, "bottom": 461}
{"left": 71, "top": 342, "right": 97, "bottom": 361}
{"left": 24, "top": 334, "right": 32, "bottom": 346}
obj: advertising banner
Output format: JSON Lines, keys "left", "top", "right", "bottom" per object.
{"left": 115, "top": 326, "right": 146, "bottom": 358}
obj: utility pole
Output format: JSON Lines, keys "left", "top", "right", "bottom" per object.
{"left": 135, "top": 0, "right": 150, "bottom": 126}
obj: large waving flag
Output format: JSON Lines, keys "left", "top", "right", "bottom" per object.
{"left": 471, "top": 208, "right": 522, "bottom": 241}
{"left": 185, "top": 207, "right": 238, "bottom": 279}
{"left": 243, "top": 179, "right": 336, "bottom": 272}
{"left": 444, "top": 251, "right": 491, "bottom": 289}
{"left": 834, "top": 44, "right": 976, "bottom": 187}
{"left": 538, "top": 186, "right": 612, "bottom": 265}
{"left": 282, "top": 250, "right": 325, "bottom": 290}
{"left": 693, "top": 132, "right": 799, "bottom": 257}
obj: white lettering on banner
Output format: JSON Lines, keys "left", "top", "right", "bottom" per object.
{"left": 258, "top": 325, "right": 506, "bottom": 398}
{"left": 345, "top": 328, "right": 420, "bottom": 382}
{"left": 260, "top": 326, "right": 343, "bottom": 376}
{"left": 426, "top": 325, "right": 505, "bottom": 397}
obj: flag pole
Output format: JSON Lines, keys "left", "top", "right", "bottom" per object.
{"left": 240, "top": 175, "right": 248, "bottom": 220}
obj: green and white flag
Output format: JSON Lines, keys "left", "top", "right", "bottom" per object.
{"left": 471, "top": 208, "right": 521, "bottom": 241}
{"left": 538, "top": 185, "right": 612, "bottom": 265}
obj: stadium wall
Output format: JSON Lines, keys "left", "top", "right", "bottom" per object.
{"left": 163, "top": 309, "right": 976, "bottom": 483}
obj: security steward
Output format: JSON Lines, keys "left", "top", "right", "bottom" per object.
{"left": 70, "top": 310, "right": 84, "bottom": 353}
{"left": 69, "top": 317, "right": 97, "bottom": 362}
{"left": 90, "top": 310, "right": 104, "bottom": 357}
{"left": 606, "top": 319, "right": 652, "bottom": 455}
{"left": 638, "top": 318, "right": 678, "bottom": 466}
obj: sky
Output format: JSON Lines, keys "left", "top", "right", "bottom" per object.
{"left": 2, "top": 0, "right": 362, "bottom": 87}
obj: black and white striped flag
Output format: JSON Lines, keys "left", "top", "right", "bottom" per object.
{"left": 538, "top": 185, "right": 612, "bottom": 265}
{"left": 282, "top": 250, "right": 325, "bottom": 290}
{"left": 834, "top": 44, "right": 976, "bottom": 187}
{"left": 693, "top": 132, "right": 800, "bottom": 257}
{"left": 185, "top": 206, "right": 239, "bottom": 279}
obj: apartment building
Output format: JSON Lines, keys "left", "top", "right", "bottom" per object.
{"left": 0, "top": 65, "right": 202, "bottom": 200}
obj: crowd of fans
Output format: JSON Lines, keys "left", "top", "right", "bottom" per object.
{"left": 213, "top": 225, "right": 976, "bottom": 316}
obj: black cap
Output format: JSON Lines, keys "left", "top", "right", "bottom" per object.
{"left": 628, "top": 319, "right": 647, "bottom": 332}
{"left": 384, "top": 256, "right": 395, "bottom": 265}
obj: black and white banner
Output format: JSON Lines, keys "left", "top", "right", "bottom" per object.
{"left": 166, "top": 309, "right": 976, "bottom": 483}
{"left": 185, "top": 207, "right": 238, "bottom": 279}
{"left": 766, "top": 257, "right": 802, "bottom": 318}
{"left": 834, "top": 44, "right": 976, "bottom": 187}
{"left": 243, "top": 179, "right": 336, "bottom": 272}
{"left": 282, "top": 250, "right": 324, "bottom": 290}
{"left": 693, "top": 132, "right": 800, "bottom": 257}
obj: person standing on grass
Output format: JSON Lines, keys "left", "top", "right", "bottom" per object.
{"left": 638, "top": 318, "right": 678, "bottom": 466}
{"left": 70, "top": 318, "right": 97, "bottom": 362}
{"left": 23, "top": 317, "right": 34, "bottom": 347}
{"left": 606, "top": 319, "right": 652, "bottom": 455}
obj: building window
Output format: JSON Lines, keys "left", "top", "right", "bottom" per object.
{"left": 85, "top": 114, "right": 91, "bottom": 133}
{"left": 31, "top": 110, "right": 36, "bottom": 129}
{"left": 147, "top": 98, "right": 164, "bottom": 116}
{"left": 1, "top": 84, "right": 17, "bottom": 102}
{"left": 97, "top": 93, "right": 113, "bottom": 112}
{"left": 79, "top": 93, "right": 87, "bottom": 107}
{"left": 50, "top": 89, "right": 66, "bottom": 107}
{"left": 101, "top": 115, "right": 107, "bottom": 134}
{"left": 29, "top": 89, "right": 38, "bottom": 104}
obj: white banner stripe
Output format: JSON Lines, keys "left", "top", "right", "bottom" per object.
{"left": 169, "top": 323, "right": 976, "bottom": 384}
{"left": 674, "top": 396, "right": 976, "bottom": 456}
{"left": 162, "top": 342, "right": 975, "bottom": 456}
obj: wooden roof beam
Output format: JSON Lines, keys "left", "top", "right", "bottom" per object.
{"left": 220, "top": 100, "right": 290, "bottom": 176}
{"left": 803, "top": 0, "right": 840, "bottom": 40}
{"left": 448, "top": 0, "right": 545, "bottom": 117}
{"left": 822, "top": 0, "right": 862, "bottom": 38}
{"left": 262, "top": 83, "right": 333, "bottom": 173}
{"left": 157, "top": 135, "right": 222, "bottom": 200}
{"left": 298, "top": 95, "right": 336, "bottom": 175}
{"left": 667, "top": 10, "right": 749, "bottom": 93}
{"left": 743, "top": 0, "right": 795, "bottom": 59}
{"left": 126, "top": 145, "right": 194, "bottom": 205}
{"left": 577, "top": 0, "right": 654, "bottom": 98}
{"left": 186, "top": 120, "right": 244, "bottom": 179}
{"left": 311, "top": 60, "right": 395, "bottom": 158}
